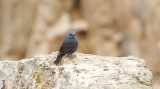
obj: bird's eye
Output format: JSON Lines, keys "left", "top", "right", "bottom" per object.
{"left": 70, "top": 34, "right": 75, "bottom": 36}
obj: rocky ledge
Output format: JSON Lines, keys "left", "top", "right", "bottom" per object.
{"left": 0, "top": 52, "right": 152, "bottom": 89}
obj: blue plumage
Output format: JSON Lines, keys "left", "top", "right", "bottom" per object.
{"left": 54, "top": 31, "right": 78, "bottom": 64}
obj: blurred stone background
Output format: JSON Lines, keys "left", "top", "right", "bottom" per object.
{"left": 0, "top": 0, "right": 160, "bottom": 88}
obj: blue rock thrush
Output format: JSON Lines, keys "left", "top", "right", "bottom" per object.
{"left": 54, "top": 31, "right": 78, "bottom": 64}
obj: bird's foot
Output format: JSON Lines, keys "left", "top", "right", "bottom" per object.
{"left": 54, "top": 61, "right": 62, "bottom": 66}
{"left": 71, "top": 54, "right": 76, "bottom": 58}
{"left": 66, "top": 54, "right": 76, "bottom": 60}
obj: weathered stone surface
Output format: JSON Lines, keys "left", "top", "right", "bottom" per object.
{"left": 0, "top": 53, "right": 152, "bottom": 89}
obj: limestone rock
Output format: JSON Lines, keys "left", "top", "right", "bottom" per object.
{"left": 0, "top": 53, "right": 152, "bottom": 89}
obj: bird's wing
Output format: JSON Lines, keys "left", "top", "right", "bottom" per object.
{"left": 59, "top": 39, "right": 77, "bottom": 53}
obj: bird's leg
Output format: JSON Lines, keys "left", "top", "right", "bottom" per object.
{"left": 55, "top": 61, "right": 62, "bottom": 66}
{"left": 65, "top": 54, "right": 70, "bottom": 58}
{"left": 67, "top": 54, "right": 76, "bottom": 60}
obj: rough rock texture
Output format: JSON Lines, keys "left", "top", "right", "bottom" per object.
{"left": 0, "top": 53, "right": 152, "bottom": 89}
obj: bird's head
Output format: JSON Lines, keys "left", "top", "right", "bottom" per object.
{"left": 67, "top": 31, "right": 76, "bottom": 39}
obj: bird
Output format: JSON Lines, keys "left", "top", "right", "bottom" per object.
{"left": 54, "top": 31, "right": 78, "bottom": 64}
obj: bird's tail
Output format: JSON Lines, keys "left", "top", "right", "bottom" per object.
{"left": 54, "top": 53, "right": 65, "bottom": 64}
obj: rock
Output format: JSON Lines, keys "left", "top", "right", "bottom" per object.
{"left": 0, "top": 53, "right": 152, "bottom": 89}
